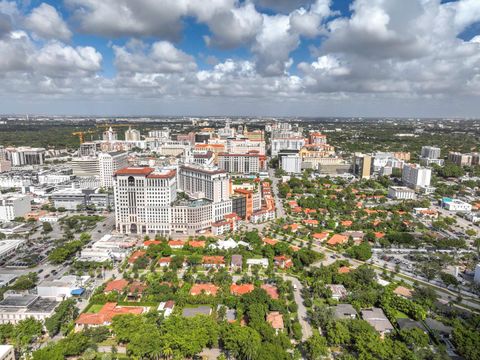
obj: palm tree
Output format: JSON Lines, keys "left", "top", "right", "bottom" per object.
{"left": 162, "top": 345, "right": 173, "bottom": 360}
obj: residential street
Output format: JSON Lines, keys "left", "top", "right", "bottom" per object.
{"left": 284, "top": 275, "right": 312, "bottom": 341}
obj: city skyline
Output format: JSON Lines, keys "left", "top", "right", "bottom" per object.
{"left": 0, "top": 0, "right": 479, "bottom": 117}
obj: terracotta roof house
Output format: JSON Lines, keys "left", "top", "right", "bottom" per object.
{"left": 230, "top": 283, "right": 255, "bottom": 296}
{"left": 188, "top": 241, "right": 206, "bottom": 248}
{"left": 168, "top": 240, "right": 185, "bottom": 249}
{"left": 341, "top": 220, "right": 353, "bottom": 227}
{"left": 327, "top": 234, "right": 348, "bottom": 246}
{"left": 75, "top": 302, "right": 145, "bottom": 331}
{"left": 313, "top": 232, "right": 329, "bottom": 242}
{"left": 104, "top": 279, "right": 129, "bottom": 293}
{"left": 338, "top": 266, "right": 351, "bottom": 274}
{"left": 261, "top": 284, "right": 279, "bottom": 300}
{"left": 266, "top": 311, "right": 284, "bottom": 331}
{"left": 128, "top": 250, "right": 147, "bottom": 264}
{"left": 158, "top": 257, "right": 172, "bottom": 267}
{"left": 274, "top": 255, "right": 293, "bottom": 269}
{"left": 202, "top": 256, "right": 225, "bottom": 268}
{"left": 190, "top": 283, "right": 219, "bottom": 296}
{"left": 393, "top": 286, "right": 413, "bottom": 298}
{"left": 143, "top": 240, "right": 161, "bottom": 247}
{"left": 374, "top": 232, "right": 385, "bottom": 239}
{"left": 263, "top": 238, "right": 278, "bottom": 246}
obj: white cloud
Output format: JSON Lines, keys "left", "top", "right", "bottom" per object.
{"left": 201, "top": 2, "right": 263, "bottom": 48}
{"left": 113, "top": 40, "right": 197, "bottom": 74}
{"left": 24, "top": 3, "right": 72, "bottom": 41}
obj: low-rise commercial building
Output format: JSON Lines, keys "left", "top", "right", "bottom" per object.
{"left": 388, "top": 186, "right": 416, "bottom": 200}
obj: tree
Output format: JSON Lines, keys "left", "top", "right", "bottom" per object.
{"left": 45, "top": 299, "right": 79, "bottom": 336}
{"left": 221, "top": 323, "right": 261, "bottom": 360}
{"left": 439, "top": 272, "right": 459, "bottom": 287}
{"left": 42, "top": 222, "right": 53, "bottom": 233}
{"left": 13, "top": 317, "right": 43, "bottom": 350}
{"left": 10, "top": 272, "right": 38, "bottom": 291}
{"left": 326, "top": 321, "right": 351, "bottom": 346}
{"left": 399, "top": 328, "right": 429, "bottom": 349}
{"left": 304, "top": 333, "right": 328, "bottom": 359}
{"left": 453, "top": 322, "right": 480, "bottom": 360}
{"left": 346, "top": 242, "right": 372, "bottom": 261}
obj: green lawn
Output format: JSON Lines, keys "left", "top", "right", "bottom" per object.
{"left": 393, "top": 309, "right": 409, "bottom": 319}
{"left": 86, "top": 304, "right": 104, "bottom": 313}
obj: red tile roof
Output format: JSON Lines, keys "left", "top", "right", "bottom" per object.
{"left": 261, "top": 284, "right": 279, "bottom": 300}
{"left": 313, "top": 232, "right": 329, "bottom": 241}
{"left": 115, "top": 167, "right": 154, "bottom": 176}
{"left": 128, "top": 250, "right": 146, "bottom": 264}
{"left": 263, "top": 237, "right": 278, "bottom": 246}
{"left": 76, "top": 302, "right": 144, "bottom": 326}
{"left": 267, "top": 311, "right": 284, "bottom": 329}
{"left": 188, "top": 241, "right": 206, "bottom": 248}
{"left": 104, "top": 279, "right": 128, "bottom": 293}
{"left": 202, "top": 256, "right": 225, "bottom": 265}
{"left": 327, "top": 234, "right": 348, "bottom": 246}
{"left": 230, "top": 283, "right": 255, "bottom": 296}
{"left": 190, "top": 283, "right": 219, "bottom": 296}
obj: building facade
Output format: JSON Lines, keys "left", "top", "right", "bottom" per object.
{"left": 98, "top": 152, "right": 129, "bottom": 188}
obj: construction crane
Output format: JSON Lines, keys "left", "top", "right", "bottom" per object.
{"left": 72, "top": 130, "right": 97, "bottom": 144}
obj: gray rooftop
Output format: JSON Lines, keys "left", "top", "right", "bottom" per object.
{"left": 361, "top": 308, "right": 394, "bottom": 333}
{"left": 332, "top": 304, "right": 358, "bottom": 319}
{"left": 182, "top": 306, "right": 212, "bottom": 318}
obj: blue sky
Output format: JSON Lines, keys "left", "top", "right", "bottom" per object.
{"left": 0, "top": 0, "right": 479, "bottom": 117}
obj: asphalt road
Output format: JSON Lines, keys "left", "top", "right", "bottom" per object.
{"left": 284, "top": 275, "right": 313, "bottom": 341}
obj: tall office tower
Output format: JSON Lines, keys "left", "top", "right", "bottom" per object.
{"left": 402, "top": 163, "right": 431, "bottom": 188}
{"left": 353, "top": 153, "right": 373, "bottom": 179}
{"left": 98, "top": 152, "right": 129, "bottom": 188}
{"left": 218, "top": 152, "right": 266, "bottom": 174}
{"left": 124, "top": 127, "right": 141, "bottom": 141}
{"left": 421, "top": 146, "right": 441, "bottom": 159}
{"left": 178, "top": 165, "right": 230, "bottom": 203}
{"left": 114, "top": 167, "right": 177, "bottom": 235}
{"left": 103, "top": 127, "right": 118, "bottom": 141}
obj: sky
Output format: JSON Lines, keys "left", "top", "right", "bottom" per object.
{"left": 0, "top": 0, "right": 480, "bottom": 117}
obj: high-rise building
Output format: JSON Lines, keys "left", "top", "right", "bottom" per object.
{"left": 402, "top": 163, "right": 431, "bottom": 189}
{"left": 281, "top": 154, "right": 302, "bottom": 174}
{"left": 353, "top": 153, "right": 372, "bottom": 179}
{"left": 0, "top": 194, "right": 31, "bottom": 222}
{"left": 114, "top": 167, "right": 177, "bottom": 235}
{"left": 103, "top": 127, "right": 117, "bottom": 142}
{"left": 71, "top": 157, "right": 99, "bottom": 177}
{"left": 421, "top": 146, "right": 441, "bottom": 159}
{"left": 218, "top": 152, "right": 266, "bottom": 174}
{"left": 98, "top": 152, "right": 129, "bottom": 188}
{"left": 271, "top": 137, "right": 305, "bottom": 157}
{"left": 448, "top": 152, "right": 472, "bottom": 166}
{"left": 178, "top": 165, "right": 230, "bottom": 203}
{"left": 124, "top": 127, "right": 141, "bottom": 141}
